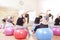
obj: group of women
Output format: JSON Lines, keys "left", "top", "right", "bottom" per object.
{"left": 0, "top": 10, "right": 60, "bottom": 35}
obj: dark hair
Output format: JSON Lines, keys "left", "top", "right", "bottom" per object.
{"left": 2, "top": 19, "right": 6, "bottom": 22}
{"left": 49, "top": 14, "right": 52, "bottom": 17}
{"left": 39, "top": 16, "right": 42, "bottom": 19}
{"left": 49, "top": 14, "right": 53, "bottom": 19}
{"left": 16, "top": 17, "right": 24, "bottom": 26}
{"left": 34, "top": 17, "right": 40, "bottom": 24}
{"left": 24, "top": 14, "right": 29, "bottom": 18}
{"left": 25, "top": 14, "right": 29, "bottom": 23}
{"left": 58, "top": 16, "right": 60, "bottom": 20}
{"left": 59, "top": 16, "right": 60, "bottom": 18}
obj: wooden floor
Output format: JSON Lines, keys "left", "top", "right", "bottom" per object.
{"left": 0, "top": 27, "right": 60, "bottom": 40}
{"left": 0, "top": 33, "right": 60, "bottom": 40}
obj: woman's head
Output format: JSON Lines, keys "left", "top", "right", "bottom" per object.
{"left": 58, "top": 16, "right": 60, "bottom": 20}
{"left": 16, "top": 17, "right": 25, "bottom": 26}
{"left": 39, "top": 16, "right": 42, "bottom": 19}
{"left": 2, "top": 18, "right": 6, "bottom": 23}
{"left": 49, "top": 14, "right": 53, "bottom": 19}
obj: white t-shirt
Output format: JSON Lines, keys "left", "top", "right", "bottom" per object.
{"left": 5, "top": 22, "right": 14, "bottom": 28}
{"left": 48, "top": 17, "right": 54, "bottom": 28}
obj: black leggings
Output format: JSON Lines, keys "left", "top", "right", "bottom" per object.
{"left": 34, "top": 23, "right": 48, "bottom": 32}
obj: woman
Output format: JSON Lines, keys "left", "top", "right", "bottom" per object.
{"left": 16, "top": 16, "right": 27, "bottom": 29}
{"left": 48, "top": 14, "right": 54, "bottom": 28}
{"left": 33, "top": 14, "right": 49, "bottom": 32}
{"left": 0, "top": 18, "right": 6, "bottom": 29}
{"left": 32, "top": 16, "right": 42, "bottom": 32}
{"left": 16, "top": 16, "right": 30, "bottom": 37}
{"left": 34, "top": 18, "right": 49, "bottom": 32}
{"left": 54, "top": 16, "right": 60, "bottom": 25}
{"left": 7, "top": 16, "right": 14, "bottom": 25}
{"left": 4, "top": 18, "right": 14, "bottom": 28}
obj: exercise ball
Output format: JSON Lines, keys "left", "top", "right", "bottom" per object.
{"left": 52, "top": 27, "right": 60, "bottom": 36}
{"left": 14, "top": 28, "right": 28, "bottom": 39}
{"left": 4, "top": 27, "right": 14, "bottom": 36}
{"left": 36, "top": 28, "right": 53, "bottom": 40}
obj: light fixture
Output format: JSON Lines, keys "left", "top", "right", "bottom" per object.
{"left": 19, "top": 0, "right": 24, "bottom": 6}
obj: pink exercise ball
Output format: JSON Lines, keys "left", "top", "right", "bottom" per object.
{"left": 4, "top": 27, "right": 14, "bottom": 36}
{"left": 14, "top": 28, "right": 28, "bottom": 39}
{"left": 52, "top": 27, "right": 60, "bottom": 36}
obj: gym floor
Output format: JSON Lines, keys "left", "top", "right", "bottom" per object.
{"left": 0, "top": 34, "right": 60, "bottom": 40}
{"left": 0, "top": 28, "right": 60, "bottom": 40}
{"left": 0, "top": 27, "right": 60, "bottom": 40}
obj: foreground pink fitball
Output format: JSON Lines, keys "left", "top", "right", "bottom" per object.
{"left": 14, "top": 28, "right": 28, "bottom": 39}
{"left": 4, "top": 27, "right": 14, "bottom": 36}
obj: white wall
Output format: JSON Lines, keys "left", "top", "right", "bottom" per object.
{"left": 38, "top": 0, "right": 60, "bottom": 19}
{"left": 0, "top": 0, "right": 38, "bottom": 11}
{"left": 1, "top": 0, "right": 60, "bottom": 15}
{"left": 1, "top": 0, "right": 60, "bottom": 20}
{"left": 0, "top": 0, "right": 39, "bottom": 17}
{"left": 0, "top": 0, "right": 19, "bottom": 9}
